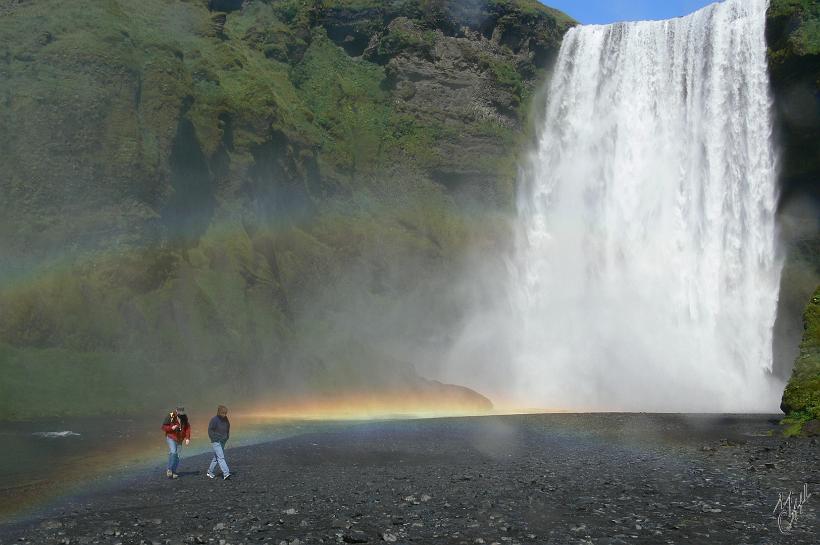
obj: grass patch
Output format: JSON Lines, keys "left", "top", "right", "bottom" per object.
{"left": 781, "top": 287, "right": 820, "bottom": 434}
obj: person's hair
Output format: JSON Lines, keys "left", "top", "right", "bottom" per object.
{"left": 217, "top": 405, "right": 228, "bottom": 416}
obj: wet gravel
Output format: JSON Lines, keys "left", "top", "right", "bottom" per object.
{"left": 0, "top": 413, "right": 817, "bottom": 544}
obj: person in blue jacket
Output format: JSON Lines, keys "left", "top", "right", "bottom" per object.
{"left": 206, "top": 405, "right": 231, "bottom": 480}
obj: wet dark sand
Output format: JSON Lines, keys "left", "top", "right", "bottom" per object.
{"left": 0, "top": 413, "right": 817, "bottom": 544}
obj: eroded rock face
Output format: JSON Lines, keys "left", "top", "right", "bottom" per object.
{"left": 767, "top": 0, "right": 820, "bottom": 383}
{"left": 767, "top": 0, "right": 820, "bottom": 207}
{"left": 318, "top": 1, "right": 575, "bottom": 203}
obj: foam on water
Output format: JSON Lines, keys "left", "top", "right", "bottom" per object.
{"left": 31, "top": 431, "right": 81, "bottom": 438}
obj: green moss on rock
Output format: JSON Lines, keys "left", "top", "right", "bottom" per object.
{"left": 766, "top": 0, "right": 820, "bottom": 401}
{"left": 768, "top": 0, "right": 820, "bottom": 56}
{"left": 766, "top": 0, "right": 820, "bottom": 212}
{"left": 781, "top": 286, "right": 820, "bottom": 434}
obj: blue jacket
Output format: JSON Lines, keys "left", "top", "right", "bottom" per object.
{"left": 208, "top": 415, "right": 230, "bottom": 443}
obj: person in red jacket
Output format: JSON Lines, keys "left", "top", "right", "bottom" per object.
{"left": 162, "top": 406, "right": 191, "bottom": 479}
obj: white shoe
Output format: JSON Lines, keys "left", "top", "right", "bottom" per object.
{"left": 206, "top": 472, "right": 215, "bottom": 479}
{"left": 223, "top": 473, "right": 231, "bottom": 480}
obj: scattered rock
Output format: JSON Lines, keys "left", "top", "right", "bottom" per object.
{"left": 2, "top": 415, "right": 817, "bottom": 545}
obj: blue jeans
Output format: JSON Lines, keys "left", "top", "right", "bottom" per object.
{"left": 166, "top": 436, "right": 182, "bottom": 473}
{"left": 208, "top": 441, "right": 230, "bottom": 476}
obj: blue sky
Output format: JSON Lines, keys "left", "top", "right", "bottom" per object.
{"left": 542, "top": 0, "right": 720, "bottom": 24}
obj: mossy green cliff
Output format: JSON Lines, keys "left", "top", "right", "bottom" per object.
{"left": 767, "top": 0, "right": 820, "bottom": 433}
{"left": 781, "top": 287, "right": 820, "bottom": 435}
{"left": 0, "top": 0, "right": 574, "bottom": 418}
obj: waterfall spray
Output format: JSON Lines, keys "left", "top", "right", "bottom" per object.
{"left": 508, "top": 0, "right": 781, "bottom": 412}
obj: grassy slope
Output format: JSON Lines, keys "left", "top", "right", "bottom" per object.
{"left": 781, "top": 287, "right": 820, "bottom": 434}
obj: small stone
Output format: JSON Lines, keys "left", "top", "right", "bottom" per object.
{"left": 283, "top": 508, "right": 298, "bottom": 515}
{"left": 420, "top": 494, "right": 432, "bottom": 502}
{"left": 381, "top": 532, "right": 398, "bottom": 542}
{"left": 213, "top": 523, "right": 226, "bottom": 531}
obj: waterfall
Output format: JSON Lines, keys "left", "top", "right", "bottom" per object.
{"left": 512, "top": 0, "right": 782, "bottom": 411}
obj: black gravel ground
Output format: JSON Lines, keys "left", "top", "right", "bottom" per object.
{"left": 0, "top": 414, "right": 817, "bottom": 545}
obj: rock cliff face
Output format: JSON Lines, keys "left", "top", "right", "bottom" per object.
{"left": 767, "top": 0, "right": 820, "bottom": 432}
{"left": 0, "top": 0, "right": 574, "bottom": 418}
{"left": 767, "top": 0, "right": 820, "bottom": 382}
{"left": 767, "top": 0, "right": 820, "bottom": 208}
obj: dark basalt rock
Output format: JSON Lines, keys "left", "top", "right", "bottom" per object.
{"left": 767, "top": 0, "right": 820, "bottom": 428}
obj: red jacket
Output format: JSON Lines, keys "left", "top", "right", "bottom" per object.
{"left": 162, "top": 413, "right": 191, "bottom": 443}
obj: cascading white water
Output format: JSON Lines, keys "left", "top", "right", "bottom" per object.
{"left": 512, "top": 0, "right": 782, "bottom": 412}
